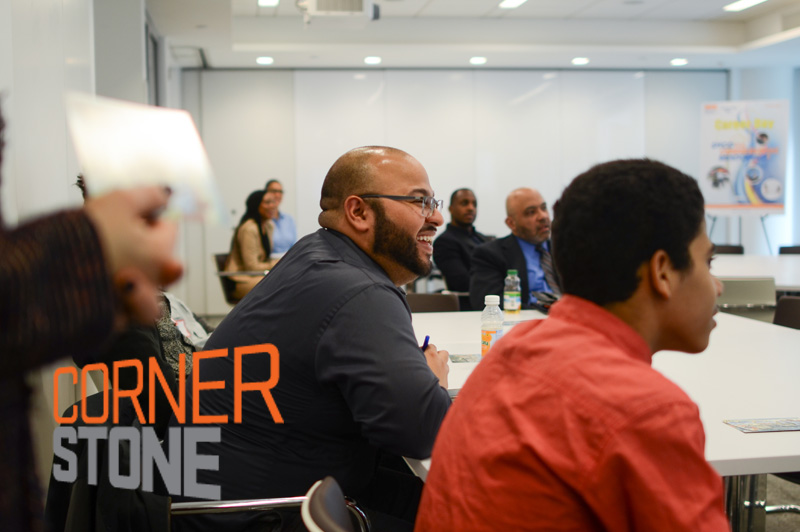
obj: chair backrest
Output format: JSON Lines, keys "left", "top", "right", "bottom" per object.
{"left": 774, "top": 296, "right": 800, "bottom": 329}
{"left": 717, "top": 277, "right": 777, "bottom": 323}
{"left": 779, "top": 245, "right": 800, "bottom": 255}
{"left": 717, "top": 277, "right": 776, "bottom": 308}
{"left": 406, "top": 292, "right": 460, "bottom": 313}
{"left": 714, "top": 244, "right": 745, "bottom": 255}
{"left": 214, "top": 253, "right": 241, "bottom": 306}
{"left": 302, "top": 477, "right": 355, "bottom": 532}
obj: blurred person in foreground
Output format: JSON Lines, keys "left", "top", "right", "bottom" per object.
{"left": 224, "top": 189, "right": 280, "bottom": 300}
{"left": 416, "top": 159, "right": 728, "bottom": 532}
{"left": 0, "top": 107, "right": 182, "bottom": 531}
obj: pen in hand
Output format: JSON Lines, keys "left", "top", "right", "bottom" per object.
{"left": 421, "top": 335, "right": 430, "bottom": 351}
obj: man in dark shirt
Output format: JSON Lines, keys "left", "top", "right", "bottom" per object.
{"left": 432, "top": 188, "right": 488, "bottom": 310}
{"left": 470, "top": 187, "right": 561, "bottom": 310}
{"left": 173, "top": 146, "right": 451, "bottom": 532}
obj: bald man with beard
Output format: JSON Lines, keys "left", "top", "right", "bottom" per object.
{"left": 469, "top": 187, "right": 561, "bottom": 310}
{"left": 171, "top": 146, "right": 451, "bottom": 532}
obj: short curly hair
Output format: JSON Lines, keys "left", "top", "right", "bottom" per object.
{"left": 552, "top": 158, "right": 705, "bottom": 306}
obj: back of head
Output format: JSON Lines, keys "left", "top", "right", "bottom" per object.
{"left": 318, "top": 146, "right": 408, "bottom": 228}
{"left": 552, "top": 158, "right": 704, "bottom": 306}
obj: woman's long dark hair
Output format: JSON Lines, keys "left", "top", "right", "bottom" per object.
{"left": 232, "top": 189, "right": 271, "bottom": 258}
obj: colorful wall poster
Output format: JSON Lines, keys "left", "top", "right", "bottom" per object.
{"left": 700, "top": 100, "right": 788, "bottom": 215}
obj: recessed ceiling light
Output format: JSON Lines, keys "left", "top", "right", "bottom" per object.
{"left": 723, "top": 0, "right": 768, "bottom": 12}
{"left": 670, "top": 58, "right": 689, "bottom": 66}
{"left": 256, "top": 56, "right": 274, "bottom": 65}
{"left": 571, "top": 57, "right": 590, "bottom": 66}
{"left": 499, "top": 0, "right": 528, "bottom": 8}
{"left": 364, "top": 56, "right": 382, "bottom": 65}
{"left": 258, "top": 0, "right": 280, "bottom": 6}
{"left": 470, "top": 56, "right": 488, "bottom": 65}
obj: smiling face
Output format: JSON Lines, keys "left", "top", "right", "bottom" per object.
{"left": 259, "top": 193, "right": 277, "bottom": 220}
{"left": 506, "top": 188, "right": 551, "bottom": 244}
{"left": 659, "top": 225, "right": 723, "bottom": 353}
{"left": 366, "top": 152, "right": 444, "bottom": 285}
{"left": 266, "top": 180, "right": 284, "bottom": 208}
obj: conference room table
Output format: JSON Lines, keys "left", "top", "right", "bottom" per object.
{"left": 409, "top": 309, "right": 800, "bottom": 532}
{"left": 711, "top": 254, "right": 800, "bottom": 292}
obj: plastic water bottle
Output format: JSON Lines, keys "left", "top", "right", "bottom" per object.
{"left": 481, "top": 295, "right": 504, "bottom": 357}
{"left": 504, "top": 269, "right": 521, "bottom": 315}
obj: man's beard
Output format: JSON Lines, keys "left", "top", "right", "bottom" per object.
{"left": 372, "top": 201, "right": 432, "bottom": 278}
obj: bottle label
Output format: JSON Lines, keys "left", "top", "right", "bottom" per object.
{"left": 504, "top": 291, "right": 521, "bottom": 314}
{"left": 481, "top": 328, "right": 503, "bottom": 356}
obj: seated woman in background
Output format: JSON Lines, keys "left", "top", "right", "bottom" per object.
{"left": 265, "top": 178, "right": 297, "bottom": 254}
{"left": 225, "top": 190, "right": 280, "bottom": 300}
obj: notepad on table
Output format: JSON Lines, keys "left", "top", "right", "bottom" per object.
{"left": 724, "top": 417, "right": 800, "bottom": 433}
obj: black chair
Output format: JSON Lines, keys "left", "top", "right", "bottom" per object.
{"left": 214, "top": 253, "right": 241, "bottom": 306}
{"left": 773, "top": 296, "right": 800, "bottom": 329}
{"left": 172, "top": 479, "right": 370, "bottom": 532}
{"left": 779, "top": 245, "right": 800, "bottom": 255}
{"left": 301, "top": 476, "right": 367, "bottom": 532}
{"left": 406, "top": 292, "right": 459, "bottom": 313}
{"left": 714, "top": 244, "right": 744, "bottom": 255}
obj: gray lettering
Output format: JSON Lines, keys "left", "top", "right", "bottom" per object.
{"left": 183, "top": 427, "right": 221, "bottom": 500}
{"left": 142, "top": 426, "right": 181, "bottom": 495}
{"left": 52, "top": 427, "right": 77, "bottom": 483}
{"left": 109, "top": 427, "right": 140, "bottom": 490}
{"left": 78, "top": 426, "right": 108, "bottom": 485}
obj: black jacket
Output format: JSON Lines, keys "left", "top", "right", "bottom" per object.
{"left": 432, "top": 224, "right": 488, "bottom": 293}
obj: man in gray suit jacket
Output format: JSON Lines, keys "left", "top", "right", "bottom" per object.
{"left": 469, "top": 188, "right": 560, "bottom": 310}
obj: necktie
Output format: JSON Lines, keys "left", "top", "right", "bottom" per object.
{"left": 536, "top": 243, "right": 561, "bottom": 296}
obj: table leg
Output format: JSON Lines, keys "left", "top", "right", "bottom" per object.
{"left": 724, "top": 474, "right": 766, "bottom": 532}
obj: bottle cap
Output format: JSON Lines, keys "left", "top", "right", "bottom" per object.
{"left": 485, "top": 295, "right": 500, "bottom": 305}
{"left": 507, "top": 269, "right": 517, "bottom": 276}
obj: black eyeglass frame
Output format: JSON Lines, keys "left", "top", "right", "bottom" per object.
{"left": 358, "top": 194, "right": 444, "bottom": 217}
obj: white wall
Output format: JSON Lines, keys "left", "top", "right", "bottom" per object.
{"left": 93, "top": 0, "right": 147, "bottom": 104}
{"left": 190, "top": 68, "right": 730, "bottom": 314}
{"left": 643, "top": 71, "right": 731, "bottom": 244}
{"left": 181, "top": 70, "right": 296, "bottom": 314}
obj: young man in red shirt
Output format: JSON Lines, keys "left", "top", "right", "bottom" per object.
{"left": 416, "top": 158, "right": 728, "bottom": 532}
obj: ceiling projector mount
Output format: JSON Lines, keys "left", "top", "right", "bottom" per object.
{"left": 295, "top": 0, "right": 380, "bottom": 26}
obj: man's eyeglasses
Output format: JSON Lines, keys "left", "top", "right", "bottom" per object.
{"left": 359, "top": 194, "right": 444, "bottom": 218}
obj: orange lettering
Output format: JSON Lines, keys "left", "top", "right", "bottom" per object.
{"left": 81, "top": 363, "right": 108, "bottom": 424}
{"left": 113, "top": 360, "right": 145, "bottom": 423}
{"left": 150, "top": 354, "right": 186, "bottom": 424}
{"left": 192, "top": 349, "right": 228, "bottom": 424}
{"left": 53, "top": 366, "right": 78, "bottom": 423}
{"left": 234, "top": 344, "right": 283, "bottom": 424}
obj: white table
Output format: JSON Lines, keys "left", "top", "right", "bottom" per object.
{"left": 711, "top": 255, "right": 800, "bottom": 292}
{"left": 410, "top": 310, "right": 800, "bottom": 532}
